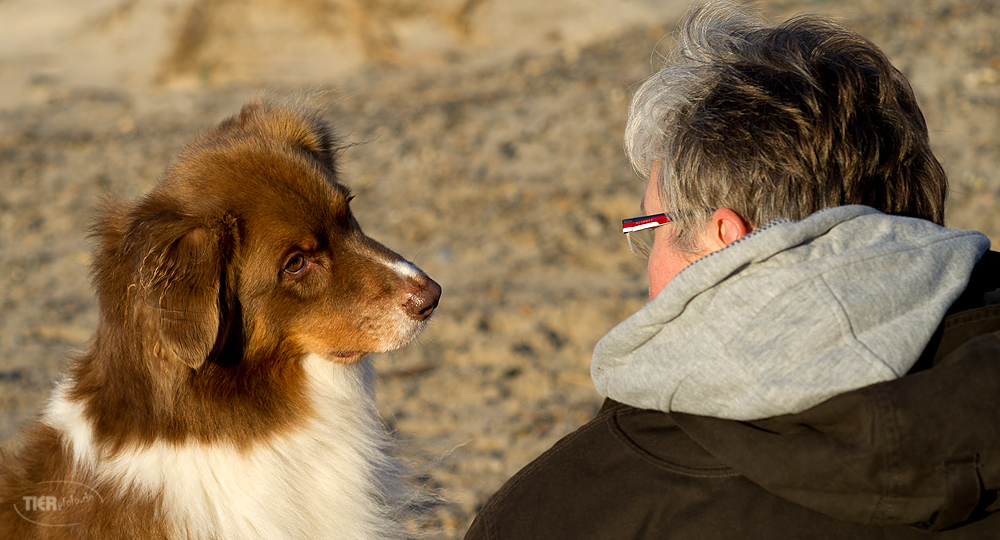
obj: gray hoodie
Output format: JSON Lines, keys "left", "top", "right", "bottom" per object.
{"left": 591, "top": 205, "right": 991, "bottom": 420}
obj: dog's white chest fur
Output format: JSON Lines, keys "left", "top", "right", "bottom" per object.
{"left": 44, "top": 354, "right": 404, "bottom": 540}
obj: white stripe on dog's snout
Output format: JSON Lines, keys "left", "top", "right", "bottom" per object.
{"left": 386, "top": 259, "right": 422, "bottom": 279}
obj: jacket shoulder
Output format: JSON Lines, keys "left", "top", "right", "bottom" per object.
{"left": 464, "top": 400, "right": 743, "bottom": 540}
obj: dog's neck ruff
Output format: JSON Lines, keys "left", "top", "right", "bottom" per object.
{"left": 42, "top": 353, "right": 407, "bottom": 540}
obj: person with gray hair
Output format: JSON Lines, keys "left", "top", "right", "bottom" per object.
{"left": 465, "top": 2, "right": 1000, "bottom": 538}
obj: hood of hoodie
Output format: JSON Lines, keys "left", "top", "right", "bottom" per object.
{"left": 591, "top": 205, "right": 991, "bottom": 421}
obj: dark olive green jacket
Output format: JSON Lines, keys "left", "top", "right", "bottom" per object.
{"left": 466, "top": 251, "right": 1000, "bottom": 539}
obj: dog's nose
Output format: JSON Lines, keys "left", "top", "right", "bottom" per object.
{"left": 403, "top": 277, "right": 441, "bottom": 321}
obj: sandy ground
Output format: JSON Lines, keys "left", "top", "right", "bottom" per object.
{"left": 1, "top": 0, "right": 998, "bottom": 537}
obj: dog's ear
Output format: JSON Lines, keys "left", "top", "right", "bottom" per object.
{"left": 128, "top": 209, "right": 235, "bottom": 370}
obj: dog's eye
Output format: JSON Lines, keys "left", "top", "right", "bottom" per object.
{"left": 284, "top": 254, "right": 307, "bottom": 275}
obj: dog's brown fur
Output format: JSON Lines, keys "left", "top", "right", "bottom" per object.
{"left": 0, "top": 101, "right": 440, "bottom": 539}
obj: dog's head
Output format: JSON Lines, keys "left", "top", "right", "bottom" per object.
{"left": 91, "top": 101, "right": 440, "bottom": 376}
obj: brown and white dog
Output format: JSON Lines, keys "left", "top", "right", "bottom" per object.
{"left": 0, "top": 101, "right": 441, "bottom": 539}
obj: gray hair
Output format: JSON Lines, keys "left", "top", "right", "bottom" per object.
{"left": 625, "top": 1, "right": 947, "bottom": 251}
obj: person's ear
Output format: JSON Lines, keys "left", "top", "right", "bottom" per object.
{"left": 699, "top": 208, "right": 751, "bottom": 251}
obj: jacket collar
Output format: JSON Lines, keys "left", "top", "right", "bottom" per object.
{"left": 591, "top": 206, "right": 991, "bottom": 420}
